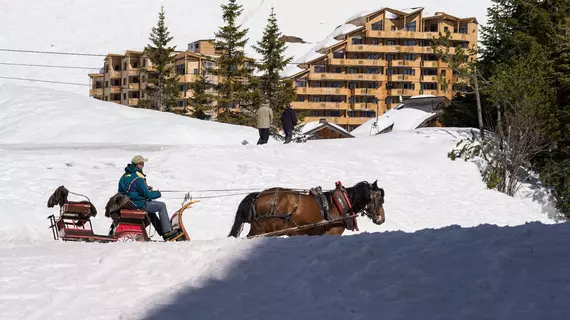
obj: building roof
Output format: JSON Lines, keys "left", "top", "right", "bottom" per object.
{"left": 302, "top": 120, "right": 354, "bottom": 138}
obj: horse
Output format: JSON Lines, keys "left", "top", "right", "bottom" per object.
{"left": 228, "top": 180, "right": 385, "bottom": 238}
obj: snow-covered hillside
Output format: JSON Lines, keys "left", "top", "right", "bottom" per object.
{"left": 0, "top": 83, "right": 566, "bottom": 318}
{"left": 0, "top": 0, "right": 491, "bottom": 95}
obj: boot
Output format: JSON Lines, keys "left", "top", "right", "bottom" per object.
{"left": 162, "top": 229, "right": 182, "bottom": 241}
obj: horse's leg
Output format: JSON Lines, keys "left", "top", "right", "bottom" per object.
{"left": 324, "top": 226, "right": 345, "bottom": 236}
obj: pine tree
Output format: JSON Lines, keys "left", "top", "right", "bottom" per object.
{"left": 187, "top": 70, "right": 214, "bottom": 120}
{"left": 252, "top": 7, "right": 295, "bottom": 127}
{"left": 209, "top": 0, "right": 260, "bottom": 125}
{"left": 477, "top": 0, "right": 570, "bottom": 215}
{"left": 140, "top": 5, "right": 179, "bottom": 112}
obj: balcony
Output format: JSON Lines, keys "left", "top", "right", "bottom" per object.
{"left": 107, "top": 70, "right": 121, "bottom": 78}
{"left": 308, "top": 72, "right": 386, "bottom": 81}
{"left": 352, "top": 88, "right": 386, "bottom": 96}
{"left": 403, "top": 60, "right": 421, "bottom": 67}
{"left": 110, "top": 86, "right": 121, "bottom": 93}
{"left": 89, "top": 88, "right": 103, "bottom": 96}
{"left": 420, "top": 89, "right": 439, "bottom": 96}
{"left": 179, "top": 74, "right": 198, "bottom": 83}
{"left": 366, "top": 30, "right": 440, "bottom": 40}
{"left": 329, "top": 58, "right": 387, "bottom": 67}
{"left": 351, "top": 102, "right": 384, "bottom": 110}
{"left": 421, "top": 61, "right": 439, "bottom": 68}
{"left": 296, "top": 87, "right": 351, "bottom": 96}
{"left": 390, "top": 89, "right": 420, "bottom": 96}
{"left": 128, "top": 98, "right": 140, "bottom": 106}
{"left": 291, "top": 101, "right": 349, "bottom": 110}
{"left": 128, "top": 83, "right": 140, "bottom": 90}
{"left": 346, "top": 44, "right": 383, "bottom": 53}
{"left": 123, "top": 70, "right": 139, "bottom": 76}
{"left": 421, "top": 75, "right": 439, "bottom": 82}
{"left": 366, "top": 30, "right": 471, "bottom": 42}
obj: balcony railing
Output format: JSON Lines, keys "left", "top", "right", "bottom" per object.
{"left": 366, "top": 30, "right": 472, "bottom": 42}
{"left": 128, "top": 83, "right": 140, "bottom": 90}
{"left": 291, "top": 102, "right": 349, "bottom": 110}
{"left": 351, "top": 88, "right": 386, "bottom": 96}
{"left": 110, "top": 86, "right": 121, "bottom": 93}
{"left": 128, "top": 98, "right": 140, "bottom": 106}
{"left": 421, "top": 75, "right": 439, "bottom": 82}
{"left": 296, "top": 87, "right": 351, "bottom": 96}
{"left": 89, "top": 88, "right": 103, "bottom": 96}
{"left": 179, "top": 74, "right": 198, "bottom": 83}
{"left": 308, "top": 72, "right": 386, "bottom": 81}
{"left": 421, "top": 61, "right": 439, "bottom": 68}
{"left": 420, "top": 89, "right": 439, "bottom": 96}
{"left": 329, "top": 58, "right": 387, "bottom": 67}
{"left": 107, "top": 70, "right": 121, "bottom": 78}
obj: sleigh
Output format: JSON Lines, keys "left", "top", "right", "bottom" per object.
{"left": 47, "top": 186, "right": 196, "bottom": 243}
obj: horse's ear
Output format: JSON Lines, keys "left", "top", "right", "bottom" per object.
{"left": 372, "top": 180, "right": 378, "bottom": 189}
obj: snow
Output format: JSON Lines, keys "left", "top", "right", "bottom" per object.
{"left": 345, "top": 9, "right": 380, "bottom": 24}
{"left": 0, "top": 0, "right": 492, "bottom": 94}
{"left": 0, "top": 84, "right": 258, "bottom": 146}
{"left": 329, "top": 23, "right": 361, "bottom": 40}
{"left": 1, "top": 1, "right": 567, "bottom": 318}
{"left": 0, "top": 83, "right": 565, "bottom": 319}
{"left": 350, "top": 106, "right": 434, "bottom": 136}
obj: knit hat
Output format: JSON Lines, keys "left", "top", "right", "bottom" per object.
{"left": 131, "top": 155, "right": 148, "bottom": 165}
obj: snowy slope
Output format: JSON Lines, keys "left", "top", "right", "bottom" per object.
{"left": 0, "top": 0, "right": 491, "bottom": 94}
{"left": 0, "top": 84, "right": 566, "bottom": 319}
{"left": 0, "top": 84, "right": 258, "bottom": 145}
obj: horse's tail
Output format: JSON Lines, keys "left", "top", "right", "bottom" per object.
{"left": 228, "top": 192, "right": 259, "bottom": 238}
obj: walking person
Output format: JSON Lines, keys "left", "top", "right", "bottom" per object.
{"left": 256, "top": 103, "right": 273, "bottom": 145}
{"left": 281, "top": 104, "right": 297, "bottom": 144}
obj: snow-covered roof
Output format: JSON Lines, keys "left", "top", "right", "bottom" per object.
{"left": 351, "top": 106, "right": 436, "bottom": 137}
{"left": 301, "top": 120, "right": 351, "bottom": 136}
{"left": 330, "top": 24, "right": 361, "bottom": 40}
{"left": 345, "top": 9, "right": 379, "bottom": 24}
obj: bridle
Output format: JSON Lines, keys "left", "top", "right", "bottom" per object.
{"left": 361, "top": 187, "right": 384, "bottom": 222}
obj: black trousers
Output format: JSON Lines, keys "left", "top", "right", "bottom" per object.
{"left": 284, "top": 129, "right": 293, "bottom": 144}
{"left": 257, "top": 128, "right": 269, "bottom": 144}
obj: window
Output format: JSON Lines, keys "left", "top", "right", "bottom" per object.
{"left": 295, "top": 79, "right": 306, "bottom": 87}
{"left": 444, "top": 26, "right": 449, "bottom": 33}
{"left": 366, "top": 54, "right": 379, "bottom": 60}
{"left": 386, "top": 40, "right": 397, "bottom": 46}
{"left": 113, "top": 65, "right": 120, "bottom": 71}
{"left": 176, "top": 64, "right": 185, "bottom": 75}
{"left": 403, "top": 54, "right": 415, "bottom": 61}
{"left": 391, "top": 25, "right": 396, "bottom": 31}
{"left": 179, "top": 85, "right": 185, "bottom": 92}
{"left": 386, "top": 54, "right": 396, "bottom": 61}
{"left": 403, "top": 40, "right": 416, "bottom": 46}
{"left": 297, "top": 95, "right": 305, "bottom": 102}
{"left": 366, "top": 68, "right": 378, "bottom": 74}
{"left": 372, "top": 21, "right": 383, "bottom": 31}
{"left": 132, "top": 62, "right": 138, "bottom": 68}
{"left": 402, "top": 69, "right": 415, "bottom": 75}
{"left": 441, "top": 70, "right": 447, "bottom": 76}
{"left": 95, "top": 81, "right": 102, "bottom": 89}
{"left": 142, "top": 59, "right": 147, "bottom": 67}
{"left": 178, "top": 100, "right": 185, "bottom": 107}
{"left": 122, "top": 78, "right": 126, "bottom": 85}
{"left": 371, "top": 39, "right": 380, "bottom": 45}
{"left": 314, "top": 66, "right": 325, "bottom": 73}
{"left": 403, "top": 83, "right": 415, "bottom": 89}
{"left": 123, "top": 93, "right": 127, "bottom": 100}
{"left": 327, "top": 110, "right": 341, "bottom": 117}
{"left": 105, "top": 81, "right": 109, "bottom": 88}
{"left": 405, "top": 21, "right": 416, "bottom": 32}
{"left": 105, "top": 65, "right": 109, "bottom": 73}
{"left": 352, "top": 37, "right": 363, "bottom": 45}
{"left": 421, "top": 83, "right": 437, "bottom": 90}
{"left": 333, "top": 50, "right": 344, "bottom": 59}
{"left": 131, "top": 76, "right": 140, "bottom": 84}
{"left": 194, "top": 68, "right": 199, "bottom": 75}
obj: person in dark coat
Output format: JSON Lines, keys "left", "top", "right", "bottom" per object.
{"left": 281, "top": 105, "right": 297, "bottom": 144}
{"left": 118, "top": 155, "right": 181, "bottom": 240}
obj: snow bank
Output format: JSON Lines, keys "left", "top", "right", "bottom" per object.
{"left": 2, "top": 222, "right": 568, "bottom": 319}
{"left": 0, "top": 84, "right": 258, "bottom": 146}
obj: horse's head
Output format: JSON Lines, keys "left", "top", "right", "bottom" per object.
{"left": 362, "top": 180, "right": 385, "bottom": 225}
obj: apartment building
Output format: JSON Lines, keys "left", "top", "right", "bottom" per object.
{"left": 88, "top": 40, "right": 219, "bottom": 112}
{"left": 288, "top": 7, "right": 478, "bottom": 131}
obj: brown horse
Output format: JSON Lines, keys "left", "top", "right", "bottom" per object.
{"left": 228, "top": 181, "right": 385, "bottom": 238}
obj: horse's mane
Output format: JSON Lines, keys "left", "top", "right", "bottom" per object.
{"left": 324, "top": 181, "right": 371, "bottom": 213}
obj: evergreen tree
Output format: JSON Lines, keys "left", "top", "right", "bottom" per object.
{"left": 252, "top": 7, "right": 295, "bottom": 128}
{"left": 475, "top": 0, "right": 570, "bottom": 215}
{"left": 140, "top": 5, "right": 179, "bottom": 112}
{"left": 210, "top": 0, "right": 260, "bottom": 125}
{"left": 187, "top": 70, "right": 214, "bottom": 120}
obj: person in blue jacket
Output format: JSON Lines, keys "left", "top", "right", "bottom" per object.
{"left": 118, "top": 155, "right": 180, "bottom": 240}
